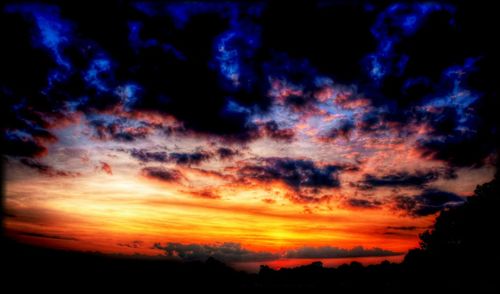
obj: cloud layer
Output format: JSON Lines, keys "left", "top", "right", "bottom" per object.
{"left": 153, "top": 242, "right": 280, "bottom": 263}
{"left": 153, "top": 242, "right": 402, "bottom": 263}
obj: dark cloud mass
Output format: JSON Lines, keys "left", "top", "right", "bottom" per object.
{"left": 130, "top": 149, "right": 169, "bottom": 163}
{"left": 394, "top": 189, "right": 465, "bottom": 217}
{"left": 238, "top": 157, "right": 343, "bottom": 189}
{"left": 1, "top": 0, "right": 498, "bottom": 170}
{"left": 216, "top": 147, "right": 240, "bottom": 160}
{"left": 386, "top": 226, "right": 418, "bottom": 231}
{"left": 141, "top": 166, "right": 183, "bottom": 183}
{"left": 360, "top": 170, "right": 441, "bottom": 189}
{"left": 169, "top": 152, "right": 211, "bottom": 166}
{"left": 153, "top": 242, "right": 279, "bottom": 263}
{"left": 130, "top": 148, "right": 211, "bottom": 166}
{"left": 260, "top": 121, "right": 295, "bottom": 141}
{"left": 89, "top": 119, "right": 151, "bottom": 142}
{"left": 3, "top": 134, "right": 48, "bottom": 158}
{"left": 285, "top": 246, "right": 402, "bottom": 259}
{"left": 19, "top": 231, "right": 78, "bottom": 241}
{"left": 324, "top": 119, "right": 355, "bottom": 140}
{"left": 153, "top": 242, "right": 401, "bottom": 262}
{"left": 346, "top": 198, "right": 382, "bottom": 209}
{"left": 20, "top": 158, "right": 80, "bottom": 177}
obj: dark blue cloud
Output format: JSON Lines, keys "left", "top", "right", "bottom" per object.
{"left": 84, "top": 57, "right": 113, "bottom": 92}
{"left": 169, "top": 152, "right": 211, "bottom": 166}
{"left": 324, "top": 119, "right": 355, "bottom": 140}
{"left": 365, "top": 2, "right": 455, "bottom": 83}
{"left": 360, "top": 170, "right": 441, "bottom": 189}
{"left": 261, "top": 121, "right": 295, "bottom": 141}
{"left": 130, "top": 148, "right": 211, "bottom": 166}
{"left": 394, "top": 189, "right": 465, "bottom": 217}
{"left": 354, "top": 2, "right": 498, "bottom": 172}
{"left": 216, "top": 147, "right": 240, "bottom": 160}
{"left": 19, "top": 158, "right": 80, "bottom": 177}
{"left": 346, "top": 198, "right": 382, "bottom": 209}
{"left": 2, "top": 132, "right": 48, "bottom": 158}
{"left": 88, "top": 115, "right": 151, "bottom": 142}
{"left": 5, "top": 3, "right": 73, "bottom": 68}
{"left": 238, "top": 157, "right": 344, "bottom": 189}
{"left": 130, "top": 149, "right": 169, "bottom": 163}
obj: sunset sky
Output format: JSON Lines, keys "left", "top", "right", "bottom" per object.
{"left": 2, "top": 1, "right": 497, "bottom": 271}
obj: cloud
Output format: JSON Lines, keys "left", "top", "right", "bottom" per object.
{"left": 117, "top": 240, "right": 143, "bottom": 248}
{"left": 262, "top": 198, "right": 276, "bottom": 204}
{"left": 363, "top": 2, "right": 498, "bottom": 168}
{"left": 286, "top": 191, "right": 333, "bottom": 204}
{"left": 169, "top": 151, "right": 211, "bottom": 166}
{"left": 1, "top": 4, "right": 76, "bottom": 160}
{"left": 141, "top": 167, "right": 183, "bottom": 183}
{"left": 216, "top": 147, "right": 240, "bottom": 160}
{"left": 130, "top": 149, "right": 169, "bottom": 163}
{"left": 153, "top": 242, "right": 280, "bottom": 263}
{"left": 20, "top": 158, "right": 80, "bottom": 177}
{"left": 185, "top": 189, "right": 221, "bottom": 199}
{"left": 89, "top": 119, "right": 151, "bottom": 142}
{"left": 285, "top": 246, "right": 402, "bottom": 259}
{"left": 99, "top": 161, "right": 113, "bottom": 175}
{"left": 19, "top": 231, "right": 78, "bottom": 241}
{"left": 3, "top": 133, "right": 49, "bottom": 158}
{"left": 323, "top": 119, "right": 355, "bottom": 140}
{"left": 386, "top": 226, "right": 418, "bottom": 231}
{"left": 152, "top": 242, "right": 402, "bottom": 263}
{"left": 417, "top": 132, "right": 496, "bottom": 168}
{"left": 393, "top": 189, "right": 465, "bottom": 217}
{"left": 184, "top": 167, "right": 236, "bottom": 182}
{"left": 115, "top": 4, "right": 272, "bottom": 141}
{"left": 237, "top": 157, "right": 350, "bottom": 204}
{"left": 345, "top": 198, "right": 382, "bottom": 209}
{"left": 260, "top": 121, "right": 295, "bottom": 141}
{"left": 130, "top": 148, "right": 211, "bottom": 166}
{"left": 260, "top": 1, "right": 375, "bottom": 84}
{"left": 238, "top": 157, "right": 344, "bottom": 190}
{"left": 359, "top": 170, "right": 441, "bottom": 189}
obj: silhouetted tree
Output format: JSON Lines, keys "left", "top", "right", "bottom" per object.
{"left": 404, "top": 172, "right": 500, "bottom": 291}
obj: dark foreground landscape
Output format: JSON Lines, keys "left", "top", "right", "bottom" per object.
{"left": 3, "top": 174, "right": 499, "bottom": 292}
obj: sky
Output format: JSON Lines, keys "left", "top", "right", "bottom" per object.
{"left": 1, "top": 0, "right": 498, "bottom": 271}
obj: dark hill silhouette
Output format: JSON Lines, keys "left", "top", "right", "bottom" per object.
{"left": 2, "top": 174, "right": 499, "bottom": 292}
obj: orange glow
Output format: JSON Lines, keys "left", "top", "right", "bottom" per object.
{"left": 4, "top": 161, "right": 434, "bottom": 264}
